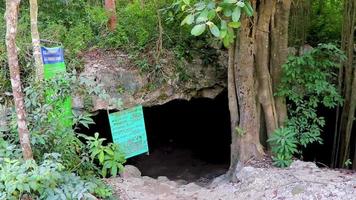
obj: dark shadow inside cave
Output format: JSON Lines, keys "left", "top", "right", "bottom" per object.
{"left": 130, "top": 90, "right": 231, "bottom": 182}
{"left": 78, "top": 90, "right": 231, "bottom": 183}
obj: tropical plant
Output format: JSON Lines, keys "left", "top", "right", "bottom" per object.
{"left": 270, "top": 43, "right": 345, "bottom": 167}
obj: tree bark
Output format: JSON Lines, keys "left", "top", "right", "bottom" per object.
{"left": 255, "top": 0, "right": 278, "bottom": 138}
{"left": 228, "top": 0, "right": 292, "bottom": 177}
{"left": 227, "top": 40, "right": 240, "bottom": 177}
{"left": 235, "top": 13, "right": 264, "bottom": 163}
{"left": 5, "top": 0, "right": 33, "bottom": 160}
{"left": 105, "top": 0, "right": 117, "bottom": 31}
{"left": 271, "top": 0, "right": 291, "bottom": 127}
{"left": 30, "top": 0, "right": 44, "bottom": 81}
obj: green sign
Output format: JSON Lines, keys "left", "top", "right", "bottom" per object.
{"left": 108, "top": 106, "right": 149, "bottom": 158}
{"left": 41, "top": 46, "right": 72, "bottom": 127}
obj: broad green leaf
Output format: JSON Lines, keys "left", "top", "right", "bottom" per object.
{"left": 223, "top": 9, "right": 232, "bottom": 17}
{"left": 191, "top": 24, "right": 206, "bottom": 36}
{"left": 228, "top": 21, "right": 241, "bottom": 28}
{"left": 243, "top": 1, "right": 254, "bottom": 17}
{"left": 196, "top": 10, "right": 209, "bottom": 23}
{"left": 207, "top": 10, "right": 216, "bottom": 20}
{"left": 207, "top": 1, "right": 216, "bottom": 9}
{"left": 220, "top": 29, "right": 227, "bottom": 38}
{"left": 111, "top": 165, "right": 118, "bottom": 177}
{"left": 237, "top": 1, "right": 245, "bottom": 7}
{"left": 195, "top": 2, "right": 206, "bottom": 11}
{"left": 98, "top": 151, "right": 105, "bottom": 163}
{"left": 181, "top": 14, "right": 194, "bottom": 26}
{"left": 232, "top": 7, "right": 241, "bottom": 22}
{"left": 209, "top": 23, "right": 220, "bottom": 37}
{"left": 221, "top": 20, "right": 228, "bottom": 30}
{"left": 223, "top": 34, "right": 231, "bottom": 47}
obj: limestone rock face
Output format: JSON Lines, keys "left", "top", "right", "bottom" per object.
{"left": 78, "top": 49, "right": 227, "bottom": 110}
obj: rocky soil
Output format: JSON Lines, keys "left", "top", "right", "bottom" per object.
{"left": 106, "top": 160, "right": 356, "bottom": 200}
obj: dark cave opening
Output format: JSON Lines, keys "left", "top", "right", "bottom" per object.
{"left": 131, "top": 90, "right": 231, "bottom": 182}
{"left": 78, "top": 90, "right": 231, "bottom": 182}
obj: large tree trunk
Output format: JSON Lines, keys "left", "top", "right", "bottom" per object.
{"left": 228, "top": 0, "right": 291, "bottom": 178}
{"left": 236, "top": 13, "right": 264, "bottom": 163}
{"left": 5, "top": 0, "right": 33, "bottom": 160}
{"left": 30, "top": 0, "right": 44, "bottom": 81}
{"left": 105, "top": 0, "right": 117, "bottom": 31}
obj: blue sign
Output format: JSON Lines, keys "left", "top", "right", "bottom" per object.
{"left": 108, "top": 106, "right": 149, "bottom": 158}
{"left": 41, "top": 46, "right": 65, "bottom": 65}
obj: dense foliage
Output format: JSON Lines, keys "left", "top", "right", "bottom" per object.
{"left": 270, "top": 44, "right": 345, "bottom": 167}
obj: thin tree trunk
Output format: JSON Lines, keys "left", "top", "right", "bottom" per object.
{"left": 343, "top": 68, "right": 356, "bottom": 164}
{"left": 271, "top": 0, "right": 291, "bottom": 127}
{"left": 155, "top": 0, "right": 163, "bottom": 60}
{"left": 30, "top": 0, "right": 44, "bottom": 81}
{"left": 5, "top": 0, "right": 33, "bottom": 160}
{"left": 227, "top": 40, "right": 240, "bottom": 177}
{"left": 334, "top": 0, "right": 356, "bottom": 167}
{"left": 255, "top": 0, "right": 278, "bottom": 138}
{"left": 105, "top": 0, "right": 117, "bottom": 31}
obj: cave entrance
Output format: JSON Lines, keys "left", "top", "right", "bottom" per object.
{"left": 128, "top": 90, "right": 231, "bottom": 183}
{"left": 79, "top": 90, "right": 231, "bottom": 183}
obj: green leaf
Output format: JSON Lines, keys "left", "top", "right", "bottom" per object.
{"left": 223, "top": 9, "right": 232, "bottom": 17}
{"left": 243, "top": 1, "right": 254, "bottom": 17}
{"left": 207, "top": 10, "right": 216, "bottom": 20}
{"left": 221, "top": 20, "right": 228, "bottom": 30}
{"left": 228, "top": 21, "right": 241, "bottom": 28}
{"left": 196, "top": 10, "right": 209, "bottom": 23}
{"left": 111, "top": 165, "right": 118, "bottom": 177}
{"left": 183, "top": 0, "right": 190, "bottom": 5}
{"left": 209, "top": 23, "right": 220, "bottom": 37}
{"left": 98, "top": 151, "right": 105, "bottom": 164}
{"left": 195, "top": 2, "right": 206, "bottom": 11}
{"left": 181, "top": 14, "right": 194, "bottom": 26}
{"left": 232, "top": 7, "right": 241, "bottom": 22}
{"left": 237, "top": 1, "right": 245, "bottom": 7}
{"left": 220, "top": 29, "right": 227, "bottom": 38}
{"left": 224, "top": 0, "right": 237, "bottom": 3}
{"left": 191, "top": 24, "right": 206, "bottom": 36}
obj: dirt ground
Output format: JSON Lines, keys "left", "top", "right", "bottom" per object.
{"left": 106, "top": 160, "right": 356, "bottom": 200}
{"left": 127, "top": 147, "right": 229, "bottom": 184}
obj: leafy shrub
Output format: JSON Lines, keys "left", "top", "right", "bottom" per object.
{"left": 80, "top": 133, "right": 126, "bottom": 177}
{"left": 268, "top": 127, "right": 298, "bottom": 168}
{"left": 270, "top": 44, "right": 345, "bottom": 167}
{"left": 0, "top": 154, "right": 96, "bottom": 200}
{"left": 1, "top": 72, "right": 123, "bottom": 198}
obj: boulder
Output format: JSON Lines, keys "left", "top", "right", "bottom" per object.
{"left": 120, "top": 165, "right": 142, "bottom": 178}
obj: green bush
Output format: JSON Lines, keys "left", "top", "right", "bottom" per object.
{"left": 270, "top": 44, "right": 345, "bottom": 167}
{"left": 0, "top": 154, "right": 96, "bottom": 200}
{"left": 268, "top": 127, "right": 298, "bottom": 168}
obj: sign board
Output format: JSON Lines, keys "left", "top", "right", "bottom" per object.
{"left": 108, "top": 106, "right": 149, "bottom": 158}
{"left": 41, "top": 46, "right": 66, "bottom": 78}
{"left": 41, "top": 46, "right": 72, "bottom": 127}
